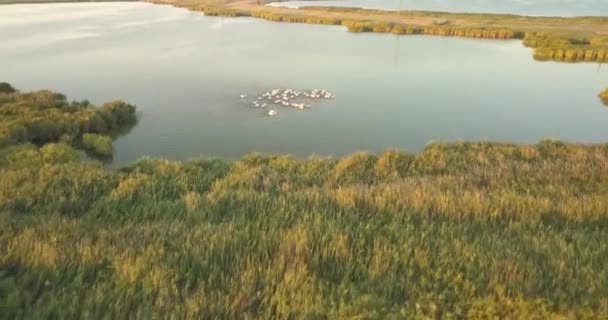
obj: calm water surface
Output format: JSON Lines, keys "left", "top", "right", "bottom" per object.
{"left": 1, "top": 3, "right": 607, "bottom": 165}
{"left": 269, "top": 0, "right": 608, "bottom": 17}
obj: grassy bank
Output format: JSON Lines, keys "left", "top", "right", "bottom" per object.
{"left": 2, "top": 85, "right": 608, "bottom": 318}
{"left": 146, "top": 0, "right": 608, "bottom": 63}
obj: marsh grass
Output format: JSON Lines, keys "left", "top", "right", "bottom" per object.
{"left": 2, "top": 137, "right": 608, "bottom": 318}
{"left": 524, "top": 32, "right": 608, "bottom": 63}
{"left": 82, "top": 133, "right": 113, "bottom": 156}
{"left": 341, "top": 20, "right": 518, "bottom": 40}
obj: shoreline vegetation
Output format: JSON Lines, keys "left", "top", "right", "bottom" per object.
{"left": 144, "top": 0, "right": 608, "bottom": 63}
{"left": 2, "top": 0, "right": 607, "bottom": 62}
{"left": 0, "top": 82, "right": 137, "bottom": 158}
{"left": 2, "top": 84, "right": 608, "bottom": 318}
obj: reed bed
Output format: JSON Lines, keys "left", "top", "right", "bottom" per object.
{"left": 250, "top": 9, "right": 608, "bottom": 63}
{"left": 2, "top": 84, "right": 608, "bottom": 318}
{"left": 201, "top": 6, "right": 251, "bottom": 16}
{"left": 524, "top": 32, "right": 608, "bottom": 63}
{"left": 144, "top": 0, "right": 608, "bottom": 64}
{"left": 341, "top": 20, "right": 519, "bottom": 39}
{"left": 2, "top": 141, "right": 608, "bottom": 319}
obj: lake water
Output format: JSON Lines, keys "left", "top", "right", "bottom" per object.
{"left": 268, "top": 0, "right": 608, "bottom": 17}
{"left": 1, "top": 2, "right": 607, "bottom": 165}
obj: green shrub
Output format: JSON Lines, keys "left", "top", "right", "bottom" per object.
{"left": 0, "top": 83, "right": 136, "bottom": 149}
{"left": 0, "top": 82, "right": 16, "bottom": 94}
{"left": 82, "top": 133, "right": 113, "bottom": 156}
{"left": 40, "top": 142, "right": 81, "bottom": 163}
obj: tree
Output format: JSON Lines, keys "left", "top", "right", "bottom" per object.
{"left": 0, "top": 82, "right": 16, "bottom": 94}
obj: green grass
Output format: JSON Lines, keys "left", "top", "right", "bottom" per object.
{"left": 2, "top": 141, "right": 608, "bottom": 319}
{"left": 82, "top": 133, "right": 113, "bottom": 156}
{"left": 2, "top": 84, "right": 608, "bottom": 318}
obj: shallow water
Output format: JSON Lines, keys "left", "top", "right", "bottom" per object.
{"left": 268, "top": 0, "right": 608, "bottom": 17}
{"left": 1, "top": 3, "right": 607, "bottom": 165}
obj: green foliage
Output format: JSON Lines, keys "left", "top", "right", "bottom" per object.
{"left": 40, "top": 142, "right": 81, "bottom": 163}
{"left": 0, "top": 82, "right": 136, "bottom": 151}
{"left": 599, "top": 88, "right": 608, "bottom": 106}
{"left": 2, "top": 139, "right": 608, "bottom": 318}
{"left": 82, "top": 133, "right": 113, "bottom": 156}
{"left": 0, "top": 82, "right": 16, "bottom": 94}
{"left": 0, "top": 143, "right": 79, "bottom": 167}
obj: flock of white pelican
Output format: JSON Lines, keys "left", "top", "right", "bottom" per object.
{"left": 241, "top": 88, "right": 335, "bottom": 116}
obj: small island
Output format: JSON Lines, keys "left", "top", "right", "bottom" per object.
{"left": 0, "top": 82, "right": 137, "bottom": 157}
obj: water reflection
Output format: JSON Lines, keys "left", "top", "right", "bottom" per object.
{"left": 0, "top": 3, "right": 607, "bottom": 166}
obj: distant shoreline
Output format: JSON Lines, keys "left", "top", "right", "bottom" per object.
{"left": 2, "top": 0, "right": 607, "bottom": 65}
{"left": 145, "top": 0, "right": 608, "bottom": 64}
{"left": 0, "top": 0, "right": 135, "bottom": 4}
